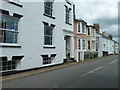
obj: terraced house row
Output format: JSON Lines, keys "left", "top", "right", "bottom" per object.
{"left": 0, "top": 0, "right": 119, "bottom": 74}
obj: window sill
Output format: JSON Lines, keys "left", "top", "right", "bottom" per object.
{"left": 78, "top": 50, "right": 87, "bottom": 52}
{"left": 43, "top": 45, "right": 56, "bottom": 49}
{"left": 0, "top": 43, "right": 21, "bottom": 48}
{"left": 8, "top": 1, "right": 23, "bottom": 7}
{"left": 77, "top": 32, "right": 86, "bottom": 34}
{"left": 43, "top": 13, "right": 55, "bottom": 19}
{"left": 65, "top": 22, "right": 72, "bottom": 25}
{"left": 66, "top": 1, "right": 72, "bottom": 5}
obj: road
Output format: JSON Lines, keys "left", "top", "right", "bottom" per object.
{"left": 2, "top": 55, "right": 118, "bottom": 88}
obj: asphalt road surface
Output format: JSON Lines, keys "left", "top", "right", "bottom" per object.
{"left": 2, "top": 55, "right": 118, "bottom": 88}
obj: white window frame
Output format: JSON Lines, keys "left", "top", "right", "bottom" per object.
{"left": 77, "top": 22, "right": 86, "bottom": 34}
{"left": 0, "top": 59, "right": 19, "bottom": 72}
{"left": 77, "top": 22, "right": 81, "bottom": 33}
{"left": 0, "top": 14, "right": 19, "bottom": 44}
{"left": 44, "top": 25, "right": 54, "bottom": 46}
{"left": 43, "top": 56, "right": 52, "bottom": 65}
{"left": 82, "top": 23, "right": 85, "bottom": 33}
{"left": 87, "top": 27, "right": 90, "bottom": 36}
{"left": 82, "top": 39, "right": 86, "bottom": 50}
{"left": 65, "top": 6, "right": 71, "bottom": 24}
{"left": 91, "top": 28, "right": 95, "bottom": 36}
{"left": 92, "top": 41, "right": 95, "bottom": 50}
{"left": 44, "top": 1, "right": 53, "bottom": 17}
{"left": 78, "top": 38, "right": 86, "bottom": 51}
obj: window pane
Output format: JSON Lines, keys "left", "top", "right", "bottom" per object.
{"left": 7, "top": 61, "right": 12, "bottom": 70}
{"left": 82, "top": 39, "right": 85, "bottom": 50}
{"left": 78, "top": 39, "right": 81, "bottom": 50}
{"left": 78, "top": 22, "right": 80, "bottom": 32}
{"left": 43, "top": 57, "right": 52, "bottom": 65}
{"left": 45, "top": 7, "right": 51, "bottom": 15}
{"left": 44, "top": 36, "right": 51, "bottom": 45}
{"left": 12, "top": 60, "right": 16, "bottom": 69}
{"left": 88, "top": 28, "right": 90, "bottom": 35}
{"left": 45, "top": 26, "right": 51, "bottom": 36}
{"left": 4, "top": 15, "right": 14, "bottom": 30}
{"left": 2, "top": 60, "right": 7, "bottom": 71}
{"left": 65, "top": 8, "right": 70, "bottom": 23}
{"left": 82, "top": 23, "right": 85, "bottom": 33}
{"left": 14, "top": 19, "right": 19, "bottom": 31}
{"left": 4, "top": 31, "right": 17, "bottom": 43}
{"left": 45, "top": 2, "right": 51, "bottom": 7}
{"left": 2, "top": 15, "right": 19, "bottom": 30}
{"left": 0, "top": 30, "right": 4, "bottom": 43}
{"left": 44, "top": 2, "right": 53, "bottom": 16}
{"left": 44, "top": 25, "right": 53, "bottom": 45}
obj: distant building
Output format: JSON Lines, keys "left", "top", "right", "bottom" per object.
{"left": 96, "top": 31, "right": 117, "bottom": 57}
{"left": 86, "top": 25, "right": 96, "bottom": 52}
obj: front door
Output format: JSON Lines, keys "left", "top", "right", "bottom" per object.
{"left": 65, "top": 36, "right": 71, "bottom": 60}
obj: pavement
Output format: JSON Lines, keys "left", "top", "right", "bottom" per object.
{"left": 1, "top": 55, "right": 119, "bottom": 88}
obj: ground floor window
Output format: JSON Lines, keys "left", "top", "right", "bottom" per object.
{"left": 78, "top": 38, "right": 86, "bottom": 50}
{"left": 0, "top": 56, "right": 24, "bottom": 72}
{"left": 82, "top": 39, "right": 86, "bottom": 50}
{"left": 43, "top": 57, "right": 52, "bottom": 65}
{"left": 78, "top": 39, "right": 81, "bottom": 50}
{"left": 41, "top": 54, "right": 56, "bottom": 65}
{"left": 88, "top": 41, "right": 90, "bottom": 50}
{"left": 0, "top": 60, "right": 18, "bottom": 71}
{"left": 92, "top": 41, "right": 95, "bottom": 49}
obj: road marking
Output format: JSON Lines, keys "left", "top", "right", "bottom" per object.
{"left": 109, "top": 60, "right": 118, "bottom": 64}
{"left": 81, "top": 66, "right": 104, "bottom": 77}
{"left": 94, "top": 66, "right": 104, "bottom": 71}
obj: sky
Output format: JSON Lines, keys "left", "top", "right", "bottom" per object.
{"left": 74, "top": 0, "right": 119, "bottom": 42}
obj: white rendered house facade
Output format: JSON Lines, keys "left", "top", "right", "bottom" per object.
{"left": 0, "top": 0, "right": 74, "bottom": 73}
{"left": 96, "top": 33, "right": 115, "bottom": 57}
{"left": 114, "top": 41, "right": 119, "bottom": 54}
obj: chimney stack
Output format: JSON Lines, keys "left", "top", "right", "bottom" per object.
{"left": 109, "top": 34, "right": 112, "bottom": 40}
{"left": 93, "top": 23, "right": 100, "bottom": 33}
{"left": 102, "top": 31, "right": 106, "bottom": 36}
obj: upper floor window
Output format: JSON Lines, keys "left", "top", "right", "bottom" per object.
{"left": 82, "top": 23, "right": 85, "bottom": 33}
{"left": 43, "top": 22, "right": 55, "bottom": 46}
{"left": 44, "top": 25, "right": 53, "bottom": 45}
{"left": 91, "top": 28, "right": 95, "bottom": 36}
{"left": 78, "top": 22, "right": 80, "bottom": 33}
{"left": 88, "top": 27, "right": 90, "bottom": 35}
{"left": 88, "top": 41, "right": 90, "bottom": 50}
{"left": 65, "top": 6, "right": 71, "bottom": 24}
{"left": 0, "top": 15, "right": 19, "bottom": 43}
{"left": 44, "top": 0, "right": 53, "bottom": 17}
